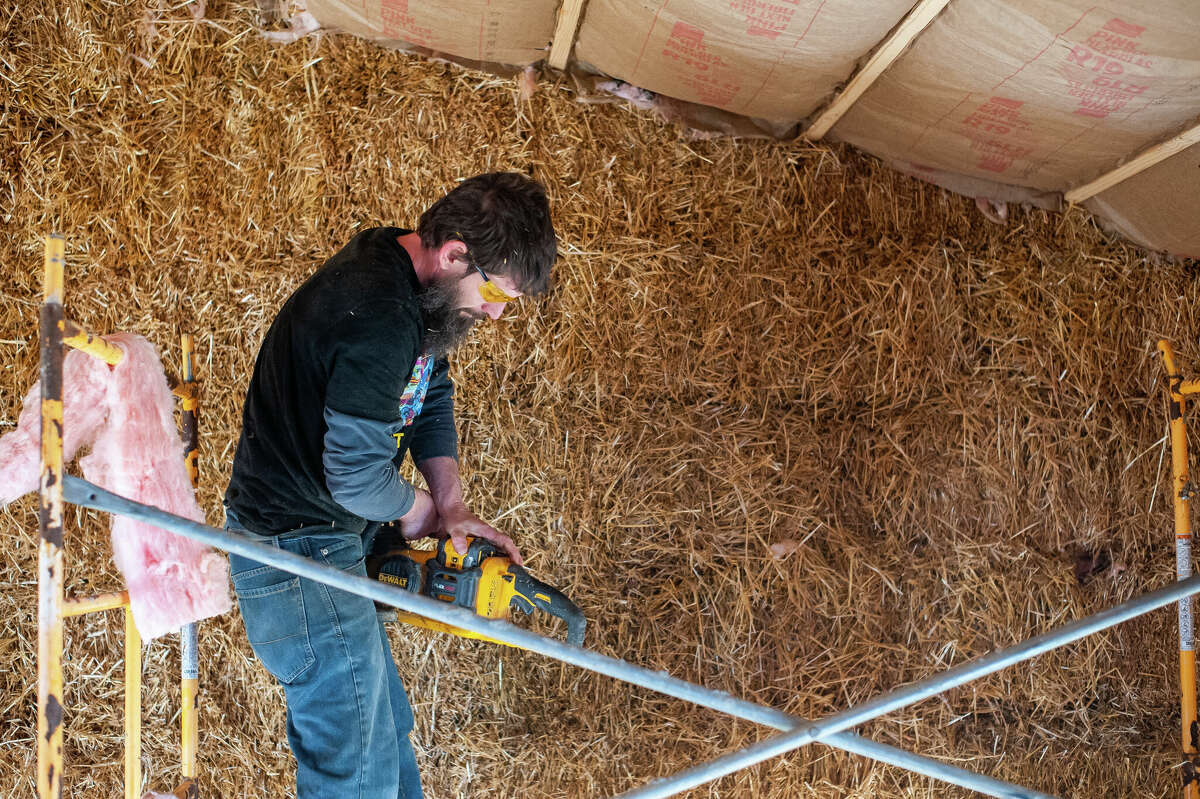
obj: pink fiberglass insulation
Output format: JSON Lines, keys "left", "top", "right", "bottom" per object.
{"left": 0, "top": 333, "right": 230, "bottom": 639}
{"left": 0, "top": 342, "right": 111, "bottom": 503}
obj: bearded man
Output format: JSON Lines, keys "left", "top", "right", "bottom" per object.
{"left": 223, "top": 172, "right": 557, "bottom": 798}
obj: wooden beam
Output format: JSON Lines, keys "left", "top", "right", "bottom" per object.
{"left": 805, "top": 0, "right": 951, "bottom": 141}
{"left": 1064, "top": 120, "right": 1200, "bottom": 204}
{"left": 548, "top": 0, "right": 587, "bottom": 71}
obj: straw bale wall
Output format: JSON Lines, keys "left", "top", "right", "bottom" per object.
{"left": 2, "top": 2, "right": 1198, "bottom": 797}
{"left": 291, "top": 0, "right": 1200, "bottom": 260}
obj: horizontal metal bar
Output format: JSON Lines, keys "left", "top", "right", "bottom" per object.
{"left": 61, "top": 319, "right": 124, "bottom": 366}
{"left": 63, "top": 590, "right": 129, "bottom": 617}
{"left": 63, "top": 475, "right": 1049, "bottom": 799}
{"left": 616, "top": 569, "right": 1200, "bottom": 799}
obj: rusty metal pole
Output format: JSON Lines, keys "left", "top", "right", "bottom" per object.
{"left": 38, "top": 234, "right": 66, "bottom": 799}
{"left": 178, "top": 333, "right": 200, "bottom": 797}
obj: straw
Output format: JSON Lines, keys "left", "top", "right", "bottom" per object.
{"left": 1, "top": 1, "right": 1196, "bottom": 796}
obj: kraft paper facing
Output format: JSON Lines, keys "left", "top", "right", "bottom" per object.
{"left": 1086, "top": 142, "right": 1200, "bottom": 260}
{"left": 308, "top": 0, "right": 556, "bottom": 66}
{"left": 574, "top": 0, "right": 915, "bottom": 124}
{"left": 833, "top": 1, "right": 1200, "bottom": 192}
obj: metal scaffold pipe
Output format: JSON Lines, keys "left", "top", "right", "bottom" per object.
{"left": 63, "top": 474, "right": 1054, "bottom": 799}
{"left": 178, "top": 331, "right": 200, "bottom": 793}
{"left": 614, "top": 567, "right": 1200, "bottom": 799}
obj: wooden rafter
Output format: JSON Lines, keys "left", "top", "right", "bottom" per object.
{"left": 548, "top": 0, "right": 588, "bottom": 71}
{"left": 1064, "top": 120, "right": 1200, "bottom": 204}
{"left": 805, "top": 0, "right": 952, "bottom": 141}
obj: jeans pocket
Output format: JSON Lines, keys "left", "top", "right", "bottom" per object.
{"left": 234, "top": 573, "right": 316, "bottom": 684}
{"left": 312, "top": 535, "right": 366, "bottom": 575}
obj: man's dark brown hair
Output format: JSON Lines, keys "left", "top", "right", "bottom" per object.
{"left": 418, "top": 172, "right": 557, "bottom": 295}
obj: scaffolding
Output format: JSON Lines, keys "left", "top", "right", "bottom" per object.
{"left": 36, "top": 234, "right": 201, "bottom": 799}
{"left": 32, "top": 234, "right": 1200, "bottom": 798}
{"left": 1161, "top": 340, "right": 1200, "bottom": 799}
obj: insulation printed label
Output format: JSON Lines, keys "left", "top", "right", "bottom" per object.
{"left": 379, "top": 0, "right": 434, "bottom": 47}
{"left": 947, "top": 13, "right": 1168, "bottom": 181}
{"left": 835, "top": 0, "right": 1200, "bottom": 192}
{"left": 730, "top": 0, "right": 800, "bottom": 40}
{"left": 307, "top": 0, "right": 557, "bottom": 66}
{"left": 574, "top": 0, "right": 916, "bottom": 123}
{"left": 1179, "top": 536, "right": 1194, "bottom": 651}
{"left": 1058, "top": 18, "right": 1158, "bottom": 120}
{"left": 480, "top": 15, "right": 502, "bottom": 56}
{"left": 960, "top": 97, "right": 1036, "bottom": 173}
{"left": 661, "top": 22, "right": 741, "bottom": 107}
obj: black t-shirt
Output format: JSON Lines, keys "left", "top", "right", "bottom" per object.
{"left": 225, "top": 227, "right": 457, "bottom": 534}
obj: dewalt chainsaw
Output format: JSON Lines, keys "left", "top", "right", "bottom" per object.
{"left": 368, "top": 535, "right": 586, "bottom": 647}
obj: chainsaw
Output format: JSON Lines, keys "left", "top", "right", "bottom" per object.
{"left": 368, "top": 534, "right": 586, "bottom": 647}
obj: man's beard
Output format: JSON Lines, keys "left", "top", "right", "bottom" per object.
{"left": 418, "top": 274, "right": 484, "bottom": 358}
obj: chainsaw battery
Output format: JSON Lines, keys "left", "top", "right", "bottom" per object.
{"left": 375, "top": 554, "right": 423, "bottom": 593}
{"left": 425, "top": 563, "right": 482, "bottom": 606}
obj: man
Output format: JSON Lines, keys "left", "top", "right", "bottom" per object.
{"left": 224, "top": 172, "right": 557, "bottom": 798}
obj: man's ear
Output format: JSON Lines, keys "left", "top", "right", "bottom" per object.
{"left": 436, "top": 240, "right": 468, "bottom": 274}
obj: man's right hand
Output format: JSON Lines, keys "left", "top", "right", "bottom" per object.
{"left": 397, "top": 488, "right": 441, "bottom": 540}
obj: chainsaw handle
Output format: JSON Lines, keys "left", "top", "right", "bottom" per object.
{"left": 508, "top": 566, "right": 586, "bottom": 646}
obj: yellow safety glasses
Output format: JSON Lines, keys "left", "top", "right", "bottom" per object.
{"left": 470, "top": 262, "right": 519, "bottom": 304}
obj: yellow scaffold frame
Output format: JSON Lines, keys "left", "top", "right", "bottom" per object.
{"left": 1160, "top": 340, "right": 1200, "bottom": 799}
{"left": 37, "top": 234, "right": 203, "bottom": 799}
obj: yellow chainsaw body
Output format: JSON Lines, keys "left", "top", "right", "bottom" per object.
{"left": 390, "top": 555, "right": 519, "bottom": 647}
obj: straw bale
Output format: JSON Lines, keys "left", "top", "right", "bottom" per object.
{"left": 1, "top": 1, "right": 1198, "bottom": 797}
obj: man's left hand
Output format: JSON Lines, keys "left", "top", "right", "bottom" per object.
{"left": 437, "top": 502, "right": 523, "bottom": 565}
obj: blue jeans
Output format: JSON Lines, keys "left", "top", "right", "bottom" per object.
{"left": 226, "top": 515, "right": 424, "bottom": 799}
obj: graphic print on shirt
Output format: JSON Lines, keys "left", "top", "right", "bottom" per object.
{"left": 396, "top": 352, "right": 434, "bottom": 434}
